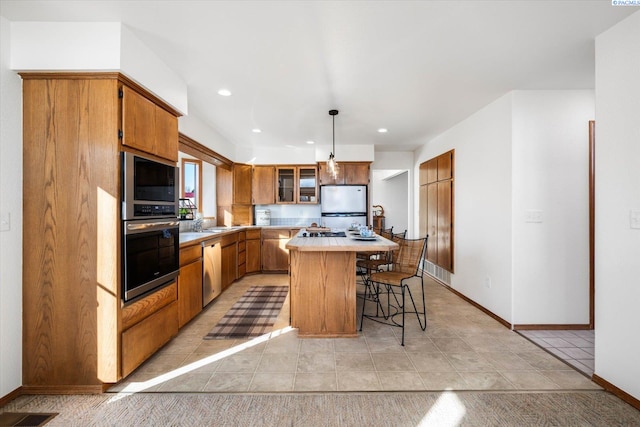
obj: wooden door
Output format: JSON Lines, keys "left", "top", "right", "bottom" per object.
{"left": 154, "top": 106, "right": 178, "bottom": 162}
{"left": 343, "top": 163, "right": 370, "bottom": 185}
{"left": 262, "top": 229, "right": 291, "bottom": 271}
{"left": 437, "top": 152, "right": 452, "bottom": 181}
{"left": 277, "top": 167, "right": 296, "bottom": 203}
{"left": 246, "top": 239, "right": 261, "bottom": 273}
{"left": 427, "top": 183, "right": 438, "bottom": 263}
{"left": 437, "top": 181, "right": 452, "bottom": 270}
{"left": 221, "top": 243, "right": 237, "bottom": 290}
{"left": 178, "top": 259, "right": 203, "bottom": 328}
{"left": 252, "top": 165, "right": 276, "bottom": 204}
{"left": 233, "top": 164, "right": 252, "bottom": 204}
{"left": 122, "top": 86, "right": 156, "bottom": 154}
{"left": 297, "top": 166, "right": 318, "bottom": 203}
{"left": 22, "top": 76, "right": 121, "bottom": 387}
{"left": 426, "top": 158, "right": 438, "bottom": 184}
{"left": 318, "top": 162, "right": 343, "bottom": 185}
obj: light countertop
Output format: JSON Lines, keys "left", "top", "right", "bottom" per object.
{"left": 286, "top": 230, "right": 398, "bottom": 252}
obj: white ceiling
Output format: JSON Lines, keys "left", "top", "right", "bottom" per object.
{"left": 1, "top": 1, "right": 635, "bottom": 152}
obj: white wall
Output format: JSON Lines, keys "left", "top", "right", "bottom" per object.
{"left": 594, "top": 10, "right": 640, "bottom": 401}
{"left": 0, "top": 16, "right": 23, "bottom": 398}
{"left": 511, "top": 91, "right": 593, "bottom": 325}
{"left": 10, "top": 21, "right": 188, "bottom": 115}
{"left": 179, "top": 112, "right": 237, "bottom": 161}
{"left": 371, "top": 170, "right": 409, "bottom": 234}
{"left": 414, "top": 90, "right": 594, "bottom": 326}
{"left": 415, "top": 94, "right": 514, "bottom": 322}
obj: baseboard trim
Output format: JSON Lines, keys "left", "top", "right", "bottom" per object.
{"left": 0, "top": 386, "right": 23, "bottom": 408}
{"left": 21, "top": 385, "right": 105, "bottom": 395}
{"left": 513, "top": 324, "right": 592, "bottom": 331}
{"left": 592, "top": 373, "right": 640, "bottom": 411}
{"left": 429, "top": 275, "right": 512, "bottom": 330}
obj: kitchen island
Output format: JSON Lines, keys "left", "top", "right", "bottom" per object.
{"left": 286, "top": 231, "right": 399, "bottom": 337}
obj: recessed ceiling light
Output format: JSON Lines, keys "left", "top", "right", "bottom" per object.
{"left": 306, "top": 140, "right": 315, "bottom": 144}
{"left": 252, "top": 128, "right": 262, "bottom": 133}
{"left": 378, "top": 128, "right": 388, "bottom": 133}
{"left": 217, "top": 89, "right": 231, "bottom": 96}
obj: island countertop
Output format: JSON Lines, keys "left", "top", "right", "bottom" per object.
{"left": 286, "top": 229, "right": 399, "bottom": 338}
{"left": 286, "top": 231, "right": 398, "bottom": 252}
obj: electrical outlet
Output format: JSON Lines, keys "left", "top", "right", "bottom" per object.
{"left": 484, "top": 276, "right": 491, "bottom": 289}
{"left": 0, "top": 212, "right": 10, "bottom": 232}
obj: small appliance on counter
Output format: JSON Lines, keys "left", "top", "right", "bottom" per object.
{"left": 255, "top": 209, "right": 271, "bottom": 226}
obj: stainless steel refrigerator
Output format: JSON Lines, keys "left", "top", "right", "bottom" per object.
{"left": 320, "top": 185, "right": 367, "bottom": 229}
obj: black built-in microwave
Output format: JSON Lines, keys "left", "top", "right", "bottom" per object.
{"left": 122, "top": 152, "right": 178, "bottom": 220}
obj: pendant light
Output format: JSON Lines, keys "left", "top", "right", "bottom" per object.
{"left": 327, "top": 109, "right": 339, "bottom": 179}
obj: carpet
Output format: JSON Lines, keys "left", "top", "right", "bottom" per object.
{"left": 204, "top": 286, "right": 288, "bottom": 339}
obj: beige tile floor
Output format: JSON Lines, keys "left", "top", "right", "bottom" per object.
{"left": 109, "top": 273, "right": 599, "bottom": 393}
{"left": 518, "top": 329, "right": 595, "bottom": 376}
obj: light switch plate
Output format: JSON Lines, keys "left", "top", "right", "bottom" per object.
{"left": 0, "top": 212, "right": 10, "bottom": 232}
{"left": 630, "top": 210, "right": 640, "bottom": 229}
{"left": 525, "top": 210, "right": 543, "bottom": 223}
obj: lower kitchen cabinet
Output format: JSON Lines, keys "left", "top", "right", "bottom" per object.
{"left": 262, "top": 229, "right": 293, "bottom": 272}
{"left": 120, "top": 282, "right": 179, "bottom": 378}
{"left": 246, "top": 228, "right": 262, "bottom": 273}
{"left": 237, "top": 231, "right": 246, "bottom": 278}
{"left": 178, "top": 244, "right": 203, "bottom": 328}
{"left": 221, "top": 233, "right": 238, "bottom": 289}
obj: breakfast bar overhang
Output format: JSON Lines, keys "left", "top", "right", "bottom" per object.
{"left": 286, "top": 232, "right": 399, "bottom": 337}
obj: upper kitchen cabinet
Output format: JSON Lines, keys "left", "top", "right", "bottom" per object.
{"left": 297, "top": 166, "right": 318, "bottom": 204}
{"left": 318, "top": 162, "right": 370, "bottom": 185}
{"left": 217, "top": 163, "right": 253, "bottom": 226}
{"left": 252, "top": 165, "right": 276, "bottom": 204}
{"left": 233, "top": 163, "right": 253, "bottom": 204}
{"left": 277, "top": 166, "right": 296, "bottom": 203}
{"left": 121, "top": 85, "right": 179, "bottom": 162}
{"left": 275, "top": 166, "right": 318, "bottom": 204}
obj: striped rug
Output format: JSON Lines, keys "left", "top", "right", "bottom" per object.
{"left": 204, "top": 286, "right": 288, "bottom": 339}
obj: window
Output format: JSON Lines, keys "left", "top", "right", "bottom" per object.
{"left": 181, "top": 158, "right": 202, "bottom": 211}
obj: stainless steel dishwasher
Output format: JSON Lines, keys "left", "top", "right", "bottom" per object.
{"left": 202, "top": 238, "right": 222, "bottom": 307}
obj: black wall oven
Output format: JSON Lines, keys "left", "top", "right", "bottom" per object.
{"left": 121, "top": 152, "right": 180, "bottom": 303}
{"left": 122, "top": 218, "right": 179, "bottom": 303}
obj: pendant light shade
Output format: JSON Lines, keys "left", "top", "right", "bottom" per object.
{"left": 327, "top": 109, "right": 339, "bottom": 179}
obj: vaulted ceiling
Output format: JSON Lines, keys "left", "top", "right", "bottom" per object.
{"left": 1, "top": 1, "right": 635, "bottom": 151}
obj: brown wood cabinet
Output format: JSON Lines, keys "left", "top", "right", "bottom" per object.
{"left": 297, "top": 166, "right": 318, "bottom": 203}
{"left": 121, "top": 85, "right": 178, "bottom": 162}
{"left": 233, "top": 164, "right": 253, "bottom": 204}
{"left": 277, "top": 166, "right": 296, "bottom": 203}
{"left": 262, "top": 229, "right": 293, "bottom": 271}
{"left": 274, "top": 165, "right": 318, "bottom": 204}
{"left": 221, "top": 233, "right": 238, "bottom": 289}
{"left": 178, "top": 244, "right": 203, "bottom": 328}
{"left": 246, "top": 228, "right": 262, "bottom": 273}
{"left": 419, "top": 150, "right": 454, "bottom": 272}
{"left": 217, "top": 164, "right": 253, "bottom": 226}
{"left": 318, "top": 162, "right": 370, "bottom": 185}
{"left": 252, "top": 166, "right": 276, "bottom": 204}
{"left": 121, "top": 287, "right": 178, "bottom": 378}
{"left": 21, "top": 72, "right": 181, "bottom": 391}
{"left": 237, "top": 231, "right": 246, "bottom": 278}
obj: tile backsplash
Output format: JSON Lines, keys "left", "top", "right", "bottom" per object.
{"left": 270, "top": 217, "right": 322, "bottom": 226}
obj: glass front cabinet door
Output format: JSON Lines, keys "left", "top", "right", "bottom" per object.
{"left": 276, "top": 167, "right": 296, "bottom": 203}
{"left": 297, "top": 167, "right": 318, "bottom": 204}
